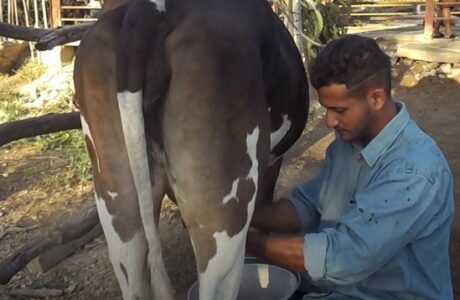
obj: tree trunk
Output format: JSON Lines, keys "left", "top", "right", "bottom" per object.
{"left": 0, "top": 22, "right": 93, "bottom": 50}
{"left": 0, "top": 206, "right": 99, "bottom": 284}
{"left": 0, "top": 112, "right": 81, "bottom": 147}
{"left": 31, "top": 223, "right": 103, "bottom": 273}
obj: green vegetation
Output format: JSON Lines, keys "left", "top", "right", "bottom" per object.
{"left": 302, "top": 0, "right": 350, "bottom": 60}
{"left": 0, "top": 59, "right": 91, "bottom": 189}
{"left": 273, "top": 0, "right": 350, "bottom": 61}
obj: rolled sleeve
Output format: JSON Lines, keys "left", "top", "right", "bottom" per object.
{"left": 303, "top": 232, "right": 328, "bottom": 280}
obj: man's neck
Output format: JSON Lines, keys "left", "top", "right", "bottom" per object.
{"left": 362, "top": 100, "right": 398, "bottom": 146}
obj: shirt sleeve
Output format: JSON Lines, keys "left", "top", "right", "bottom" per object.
{"left": 303, "top": 167, "right": 453, "bottom": 285}
{"left": 288, "top": 141, "right": 335, "bottom": 233}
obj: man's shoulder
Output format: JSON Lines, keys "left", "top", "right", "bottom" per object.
{"left": 384, "top": 120, "right": 451, "bottom": 180}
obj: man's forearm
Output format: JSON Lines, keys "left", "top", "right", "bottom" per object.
{"left": 250, "top": 198, "right": 301, "bottom": 233}
{"left": 246, "top": 231, "right": 306, "bottom": 273}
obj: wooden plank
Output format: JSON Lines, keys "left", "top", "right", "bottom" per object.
{"left": 50, "top": 0, "right": 61, "bottom": 27}
{"left": 352, "top": 0, "right": 425, "bottom": 3}
{"left": 397, "top": 43, "right": 460, "bottom": 63}
{"left": 434, "top": 16, "right": 458, "bottom": 20}
{"left": 340, "top": 3, "right": 424, "bottom": 8}
{"left": 61, "top": 5, "right": 101, "bottom": 9}
{"left": 350, "top": 12, "right": 414, "bottom": 16}
{"left": 433, "top": 2, "right": 460, "bottom": 5}
{"left": 355, "top": 15, "right": 425, "bottom": 19}
{"left": 349, "top": 3, "right": 416, "bottom": 7}
{"left": 61, "top": 17, "right": 97, "bottom": 21}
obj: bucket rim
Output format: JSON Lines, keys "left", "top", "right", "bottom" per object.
{"left": 187, "top": 259, "right": 301, "bottom": 300}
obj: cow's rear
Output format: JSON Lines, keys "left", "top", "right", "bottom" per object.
{"left": 74, "top": 0, "right": 308, "bottom": 299}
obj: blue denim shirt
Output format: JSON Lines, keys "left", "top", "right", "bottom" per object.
{"left": 289, "top": 102, "right": 454, "bottom": 299}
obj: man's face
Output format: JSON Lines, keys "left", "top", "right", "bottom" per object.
{"left": 318, "top": 83, "right": 374, "bottom": 144}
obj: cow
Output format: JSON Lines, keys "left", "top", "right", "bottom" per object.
{"left": 73, "top": 0, "right": 309, "bottom": 299}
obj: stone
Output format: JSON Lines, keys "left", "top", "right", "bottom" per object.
{"left": 400, "top": 72, "right": 418, "bottom": 87}
{"left": 411, "top": 61, "right": 438, "bottom": 74}
{"left": 401, "top": 58, "right": 413, "bottom": 66}
{"left": 420, "top": 69, "right": 437, "bottom": 79}
{"left": 438, "top": 63, "right": 452, "bottom": 74}
{"left": 447, "top": 67, "right": 460, "bottom": 79}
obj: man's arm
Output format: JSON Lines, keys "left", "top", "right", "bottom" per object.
{"left": 250, "top": 198, "right": 302, "bottom": 233}
{"left": 246, "top": 231, "right": 306, "bottom": 273}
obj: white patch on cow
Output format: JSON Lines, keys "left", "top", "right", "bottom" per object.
{"left": 80, "top": 115, "right": 101, "bottom": 172}
{"left": 222, "top": 178, "right": 240, "bottom": 204}
{"left": 149, "top": 0, "right": 165, "bottom": 11}
{"left": 95, "top": 193, "right": 150, "bottom": 300}
{"left": 107, "top": 191, "right": 118, "bottom": 200}
{"left": 198, "top": 127, "right": 259, "bottom": 300}
{"left": 270, "top": 114, "right": 291, "bottom": 151}
{"left": 117, "top": 90, "right": 174, "bottom": 300}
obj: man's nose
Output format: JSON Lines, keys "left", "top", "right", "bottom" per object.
{"left": 326, "top": 110, "right": 339, "bottom": 128}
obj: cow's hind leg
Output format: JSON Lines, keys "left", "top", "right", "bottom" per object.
{"left": 74, "top": 6, "right": 173, "bottom": 300}
{"left": 162, "top": 9, "right": 271, "bottom": 298}
{"left": 166, "top": 127, "right": 267, "bottom": 300}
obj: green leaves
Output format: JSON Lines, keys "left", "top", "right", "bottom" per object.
{"left": 272, "top": 0, "right": 349, "bottom": 61}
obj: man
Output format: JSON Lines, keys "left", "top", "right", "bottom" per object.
{"left": 247, "top": 35, "right": 454, "bottom": 299}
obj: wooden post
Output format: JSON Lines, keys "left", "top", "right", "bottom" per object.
{"left": 293, "top": 0, "right": 303, "bottom": 56}
{"left": 0, "top": 0, "right": 3, "bottom": 23}
{"left": 50, "top": 0, "right": 62, "bottom": 27}
{"left": 424, "top": 0, "right": 435, "bottom": 40}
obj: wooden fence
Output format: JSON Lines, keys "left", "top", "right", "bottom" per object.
{"left": 45, "top": 0, "right": 459, "bottom": 40}
{"left": 49, "top": 0, "right": 100, "bottom": 27}
{"left": 345, "top": 0, "right": 459, "bottom": 39}
{"left": 1, "top": 0, "right": 459, "bottom": 41}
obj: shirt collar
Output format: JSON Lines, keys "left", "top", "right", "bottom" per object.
{"left": 360, "top": 101, "right": 410, "bottom": 168}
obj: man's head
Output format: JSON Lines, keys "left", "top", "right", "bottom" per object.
{"left": 309, "top": 35, "right": 394, "bottom": 145}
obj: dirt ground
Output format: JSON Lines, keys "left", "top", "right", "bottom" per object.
{"left": 0, "top": 62, "right": 459, "bottom": 299}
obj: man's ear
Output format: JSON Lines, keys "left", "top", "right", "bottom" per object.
{"left": 367, "top": 88, "right": 387, "bottom": 111}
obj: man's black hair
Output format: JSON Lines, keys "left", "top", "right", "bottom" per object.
{"left": 308, "top": 35, "right": 392, "bottom": 98}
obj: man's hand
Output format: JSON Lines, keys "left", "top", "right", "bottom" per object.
{"left": 246, "top": 230, "right": 306, "bottom": 273}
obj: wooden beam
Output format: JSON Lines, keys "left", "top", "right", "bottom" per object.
{"left": 424, "top": 0, "right": 435, "bottom": 40}
{"left": 61, "top": 17, "right": 98, "bottom": 22}
{"left": 0, "top": 112, "right": 81, "bottom": 147}
{"left": 61, "top": 5, "right": 100, "bottom": 9}
{"left": 350, "top": 12, "right": 414, "bottom": 16}
{"left": 50, "top": 0, "right": 61, "bottom": 27}
{"left": 0, "top": 207, "right": 99, "bottom": 284}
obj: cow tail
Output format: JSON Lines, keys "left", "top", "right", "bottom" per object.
{"left": 115, "top": 1, "right": 174, "bottom": 299}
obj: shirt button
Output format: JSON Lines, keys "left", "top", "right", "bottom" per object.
{"left": 357, "top": 154, "right": 364, "bottom": 164}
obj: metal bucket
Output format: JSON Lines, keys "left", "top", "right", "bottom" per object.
{"left": 187, "top": 259, "right": 300, "bottom": 300}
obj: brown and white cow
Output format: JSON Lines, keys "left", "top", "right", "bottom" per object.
{"left": 74, "top": 0, "right": 309, "bottom": 299}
